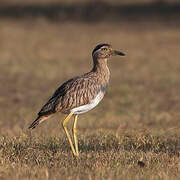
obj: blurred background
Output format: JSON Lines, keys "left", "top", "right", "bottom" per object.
{"left": 0, "top": 0, "right": 180, "bottom": 136}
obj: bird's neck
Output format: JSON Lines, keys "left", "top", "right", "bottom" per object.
{"left": 91, "top": 57, "right": 110, "bottom": 84}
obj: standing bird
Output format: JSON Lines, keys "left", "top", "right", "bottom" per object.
{"left": 29, "top": 43, "right": 125, "bottom": 156}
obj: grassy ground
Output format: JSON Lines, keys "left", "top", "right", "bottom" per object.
{"left": 0, "top": 1, "right": 180, "bottom": 179}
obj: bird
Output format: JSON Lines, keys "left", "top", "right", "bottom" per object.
{"left": 29, "top": 43, "right": 125, "bottom": 156}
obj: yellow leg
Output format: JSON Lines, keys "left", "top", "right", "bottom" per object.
{"left": 62, "top": 112, "right": 77, "bottom": 156}
{"left": 73, "top": 115, "right": 79, "bottom": 156}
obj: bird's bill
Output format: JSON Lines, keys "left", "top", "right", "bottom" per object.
{"left": 113, "top": 50, "right": 125, "bottom": 56}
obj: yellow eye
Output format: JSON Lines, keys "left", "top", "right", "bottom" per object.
{"left": 101, "top": 47, "right": 108, "bottom": 51}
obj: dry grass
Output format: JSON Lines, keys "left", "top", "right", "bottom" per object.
{"left": 0, "top": 132, "right": 179, "bottom": 179}
{"left": 0, "top": 1, "right": 180, "bottom": 178}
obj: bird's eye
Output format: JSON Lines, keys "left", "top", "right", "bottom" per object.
{"left": 101, "top": 48, "right": 108, "bottom": 51}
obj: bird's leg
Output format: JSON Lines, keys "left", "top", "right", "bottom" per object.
{"left": 73, "top": 115, "right": 79, "bottom": 156}
{"left": 62, "top": 112, "right": 77, "bottom": 156}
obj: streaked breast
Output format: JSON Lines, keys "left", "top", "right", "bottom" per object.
{"left": 70, "top": 90, "right": 105, "bottom": 114}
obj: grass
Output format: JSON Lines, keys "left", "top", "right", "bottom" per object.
{"left": 0, "top": 1, "right": 180, "bottom": 179}
{"left": 0, "top": 132, "right": 179, "bottom": 179}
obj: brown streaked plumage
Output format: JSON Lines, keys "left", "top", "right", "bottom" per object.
{"left": 29, "top": 43, "right": 125, "bottom": 156}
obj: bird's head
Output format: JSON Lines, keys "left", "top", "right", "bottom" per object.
{"left": 92, "top": 43, "right": 125, "bottom": 59}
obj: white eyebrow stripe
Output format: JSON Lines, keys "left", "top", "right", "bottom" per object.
{"left": 94, "top": 46, "right": 106, "bottom": 53}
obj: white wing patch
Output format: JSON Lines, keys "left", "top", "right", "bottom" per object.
{"left": 70, "top": 90, "right": 105, "bottom": 114}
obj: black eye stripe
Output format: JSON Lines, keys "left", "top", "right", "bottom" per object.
{"left": 92, "top": 43, "right": 111, "bottom": 55}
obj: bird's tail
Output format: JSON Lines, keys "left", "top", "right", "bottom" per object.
{"left": 28, "top": 115, "right": 50, "bottom": 129}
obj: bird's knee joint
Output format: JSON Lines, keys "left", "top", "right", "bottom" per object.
{"left": 62, "top": 122, "right": 66, "bottom": 128}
